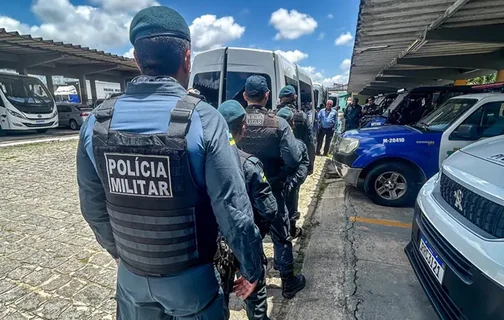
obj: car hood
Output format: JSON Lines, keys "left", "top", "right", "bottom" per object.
{"left": 344, "top": 125, "right": 420, "bottom": 140}
{"left": 460, "top": 135, "right": 504, "bottom": 167}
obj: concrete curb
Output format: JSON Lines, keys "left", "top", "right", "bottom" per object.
{"left": 0, "top": 135, "right": 79, "bottom": 148}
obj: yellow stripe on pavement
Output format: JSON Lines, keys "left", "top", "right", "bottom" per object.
{"left": 349, "top": 216, "right": 412, "bottom": 229}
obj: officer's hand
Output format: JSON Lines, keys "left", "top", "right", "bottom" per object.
{"left": 233, "top": 276, "right": 257, "bottom": 300}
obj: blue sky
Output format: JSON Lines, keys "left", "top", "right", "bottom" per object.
{"left": 0, "top": 0, "right": 359, "bottom": 85}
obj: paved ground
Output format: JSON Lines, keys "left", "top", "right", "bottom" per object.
{"left": 286, "top": 175, "right": 438, "bottom": 320}
{"left": 0, "top": 129, "right": 78, "bottom": 146}
{"left": 0, "top": 140, "right": 327, "bottom": 320}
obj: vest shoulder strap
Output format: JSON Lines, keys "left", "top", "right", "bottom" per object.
{"left": 167, "top": 95, "right": 202, "bottom": 137}
{"left": 238, "top": 149, "right": 253, "bottom": 167}
{"left": 93, "top": 95, "right": 122, "bottom": 136}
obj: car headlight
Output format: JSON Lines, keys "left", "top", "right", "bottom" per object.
{"left": 337, "top": 137, "right": 360, "bottom": 154}
{"left": 51, "top": 108, "right": 58, "bottom": 118}
{"left": 7, "top": 109, "right": 26, "bottom": 119}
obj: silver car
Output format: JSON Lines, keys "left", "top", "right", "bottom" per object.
{"left": 57, "top": 103, "right": 92, "bottom": 130}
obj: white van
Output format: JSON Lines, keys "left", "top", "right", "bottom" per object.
{"left": 0, "top": 73, "right": 58, "bottom": 133}
{"left": 313, "top": 83, "right": 327, "bottom": 109}
{"left": 189, "top": 47, "right": 315, "bottom": 121}
{"left": 406, "top": 134, "right": 504, "bottom": 319}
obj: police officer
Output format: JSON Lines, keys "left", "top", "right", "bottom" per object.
{"left": 218, "top": 99, "right": 278, "bottom": 320}
{"left": 362, "top": 96, "right": 380, "bottom": 116}
{"left": 238, "top": 75, "right": 306, "bottom": 299}
{"left": 277, "top": 85, "right": 315, "bottom": 175}
{"left": 276, "top": 107, "right": 309, "bottom": 239}
{"left": 76, "top": 6, "right": 263, "bottom": 319}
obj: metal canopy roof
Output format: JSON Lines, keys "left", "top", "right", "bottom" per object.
{"left": 348, "top": 0, "right": 504, "bottom": 96}
{"left": 0, "top": 29, "right": 139, "bottom": 82}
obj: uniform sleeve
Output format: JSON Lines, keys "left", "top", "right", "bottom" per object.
{"left": 199, "top": 105, "right": 262, "bottom": 283}
{"left": 303, "top": 115, "right": 316, "bottom": 174}
{"left": 278, "top": 118, "right": 302, "bottom": 170}
{"left": 244, "top": 159, "right": 278, "bottom": 222}
{"left": 288, "top": 142, "right": 309, "bottom": 189}
{"left": 76, "top": 117, "right": 118, "bottom": 259}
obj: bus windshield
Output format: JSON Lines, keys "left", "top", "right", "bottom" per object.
{"left": 0, "top": 75, "right": 53, "bottom": 111}
{"left": 413, "top": 98, "right": 478, "bottom": 132}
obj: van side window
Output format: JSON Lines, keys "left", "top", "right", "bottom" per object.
{"left": 285, "top": 76, "right": 298, "bottom": 94}
{"left": 452, "top": 101, "right": 504, "bottom": 140}
{"left": 226, "top": 72, "right": 273, "bottom": 109}
{"left": 299, "top": 81, "right": 312, "bottom": 111}
{"left": 193, "top": 72, "right": 220, "bottom": 108}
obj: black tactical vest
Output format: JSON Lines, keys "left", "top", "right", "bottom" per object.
{"left": 238, "top": 106, "right": 282, "bottom": 186}
{"left": 92, "top": 95, "right": 218, "bottom": 276}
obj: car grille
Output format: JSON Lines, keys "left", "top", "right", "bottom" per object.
{"left": 22, "top": 121, "right": 55, "bottom": 128}
{"left": 440, "top": 173, "right": 504, "bottom": 238}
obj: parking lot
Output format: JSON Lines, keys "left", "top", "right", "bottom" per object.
{"left": 0, "top": 129, "right": 78, "bottom": 147}
{"left": 0, "top": 139, "right": 437, "bottom": 320}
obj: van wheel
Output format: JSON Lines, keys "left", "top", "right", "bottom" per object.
{"left": 69, "top": 120, "right": 79, "bottom": 130}
{"left": 36, "top": 129, "right": 48, "bottom": 133}
{"left": 363, "top": 162, "right": 418, "bottom": 207}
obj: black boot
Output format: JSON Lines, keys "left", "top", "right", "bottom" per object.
{"left": 282, "top": 274, "right": 306, "bottom": 299}
{"left": 290, "top": 225, "right": 302, "bottom": 239}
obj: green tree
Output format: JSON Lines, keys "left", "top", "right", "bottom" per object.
{"left": 467, "top": 73, "right": 497, "bottom": 85}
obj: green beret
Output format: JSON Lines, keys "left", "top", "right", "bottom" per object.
{"left": 245, "top": 75, "right": 269, "bottom": 98}
{"left": 277, "top": 107, "right": 294, "bottom": 122}
{"left": 279, "top": 85, "right": 296, "bottom": 98}
{"left": 130, "top": 6, "right": 191, "bottom": 45}
{"left": 218, "top": 100, "right": 246, "bottom": 124}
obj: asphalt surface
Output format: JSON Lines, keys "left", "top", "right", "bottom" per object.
{"left": 286, "top": 173, "right": 438, "bottom": 320}
{"left": 0, "top": 128, "right": 78, "bottom": 146}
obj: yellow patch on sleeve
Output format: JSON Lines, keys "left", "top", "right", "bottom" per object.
{"left": 227, "top": 130, "right": 236, "bottom": 145}
{"left": 261, "top": 171, "right": 267, "bottom": 182}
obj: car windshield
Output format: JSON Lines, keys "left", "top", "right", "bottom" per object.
{"left": 382, "top": 92, "right": 407, "bottom": 117}
{"left": 414, "top": 98, "right": 478, "bottom": 132}
{"left": 0, "top": 75, "right": 53, "bottom": 106}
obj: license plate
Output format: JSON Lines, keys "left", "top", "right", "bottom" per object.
{"left": 419, "top": 235, "right": 445, "bottom": 284}
{"left": 36, "top": 120, "right": 45, "bottom": 123}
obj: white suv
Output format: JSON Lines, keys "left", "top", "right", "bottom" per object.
{"left": 405, "top": 135, "right": 504, "bottom": 320}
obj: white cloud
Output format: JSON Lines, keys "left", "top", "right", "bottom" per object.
{"left": 90, "top": 0, "right": 159, "bottom": 12}
{"left": 189, "top": 15, "right": 245, "bottom": 51}
{"left": 340, "top": 59, "right": 351, "bottom": 71}
{"left": 301, "top": 65, "right": 349, "bottom": 87}
{"left": 0, "top": 0, "right": 150, "bottom": 51}
{"left": 269, "top": 8, "right": 317, "bottom": 40}
{"left": 123, "top": 47, "right": 135, "bottom": 58}
{"left": 327, "top": 13, "right": 334, "bottom": 19}
{"left": 318, "top": 32, "right": 325, "bottom": 40}
{"left": 335, "top": 32, "right": 353, "bottom": 46}
{"left": 275, "top": 50, "right": 308, "bottom": 64}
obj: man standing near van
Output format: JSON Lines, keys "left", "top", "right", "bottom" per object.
{"left": 238, "top": 75, "right": 307, "bottom": 299}
{"left": 317, "top": 100, "right": 337, "bottom": 156}
{"left": 76, "top": 6, "right": 262, "bottom": 319}
{"left": 277, "top": 85, "right": 315, "bottom": 175}
{"left": 344, "top": 97, "right": 362, "bottom": 131}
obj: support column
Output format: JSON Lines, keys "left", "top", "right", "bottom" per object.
{"left": 90, "top": 79, "right": 98, "bottom": 104}
{"left": 120, "top": 79, "right": 126, "bottom": 92}
{"left": 496, "top": 70, "right": 504, "bottom": 82}
{"left": 78, "top": 75, "right": 88, "bottom": 104}
{"left": 454, "top": 79, "right": 467, "bottom": 86}
{"left": 45, "top": 75, "right": 54, "bottom": 96}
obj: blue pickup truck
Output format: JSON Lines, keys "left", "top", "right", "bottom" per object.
{"left": 333, "top": 93, "right": 504, "bottom": 206}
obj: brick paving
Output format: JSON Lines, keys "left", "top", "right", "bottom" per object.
{"left": 0, "top": 140, "right": 327, "bottom": 320}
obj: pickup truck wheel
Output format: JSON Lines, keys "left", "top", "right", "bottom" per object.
{"left": 364, "top": 162, "right": 418, "bottom": 207}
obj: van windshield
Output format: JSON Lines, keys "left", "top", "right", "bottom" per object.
{"left": 226, "top": 72, "right": 273, "bottom": 109}
{"left": 0, "top": 75, "right": 53, "bottom": 108}
{"left": 382, "top": 92, "right": 407, "bottom": 116}
{"left": 413, "top": 98, "right": 478, "bottom": 132}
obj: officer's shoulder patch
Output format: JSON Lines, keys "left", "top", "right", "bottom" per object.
{"left": 246, "top": 155, "right": 261, "bottom": 165}
{"left": 226, "top": 130, "right": 236, "bottom": 146}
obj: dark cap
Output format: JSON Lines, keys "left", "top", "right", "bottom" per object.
{"left": 279, "top": 85, "right": 296, "bottom": 98}
{"left": 245, "top": 75, "right": 269, "bottom": 98}
{"left": 277, "top": 107, "right": 294, "bottom": 122}
{"left": 130, "top": 6, "right": 191, "bottom": 45}
{"left": 217, "top": 100, "right": 246, "bottom": 124}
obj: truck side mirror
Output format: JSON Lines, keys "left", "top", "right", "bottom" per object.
{"left": 454, "top": 124, "right": 479, "bottom": 140}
